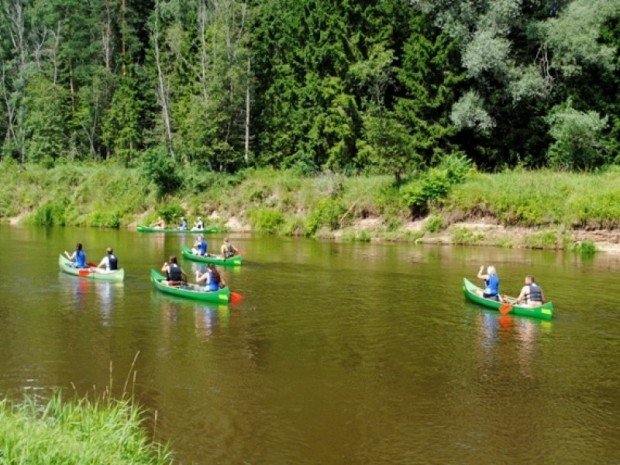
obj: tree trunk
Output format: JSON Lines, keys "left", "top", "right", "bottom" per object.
{"left": 244, "top": 56, "right": 250, "bottom": 164}
{"left": 152, "top": 3, "right": 175, "bottom": 160}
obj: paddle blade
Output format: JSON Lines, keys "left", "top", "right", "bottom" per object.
{"left": 499, "top": 303, "right": 512, "bottom": 315}
{"left": 230, "top": 292, "right": 244, "bottom": 304}
{"left": 87, "top": 262, "right": 98, "bottom": 268}
{"left": 78, "top": 269, "right": 91, "bottom": 277}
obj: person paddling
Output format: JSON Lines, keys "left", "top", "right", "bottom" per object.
{"left": 220, "top": 238, "right": 238, "bottom": 259}
{"left": 515, "top": 275, "right": 545, "bottom": 307}
{"left": 97, "top": 247, "right": 118, "bottom": 271}
{"left": 193, "top": 217, "right": 204, "bottom": 231}
{"left": 161, "top": 256, "right": 187, "bottom": 285}
{"left": 192, "top": 235, "right": 208, "bottom": 256}
{"left": 195, "top": 264, "right": 224, "bottom": 291}
{"left": 477, "top": 265, "right": 500, "bottom": 301}
{"left": 179, "top": 217, "right": 188, "bottom": 231}
{"left": 65, "top": 243, "right": 87, "bottom": 269}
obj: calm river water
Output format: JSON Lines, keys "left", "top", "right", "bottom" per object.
{"left": 0, "top": 225, "right": 618, "bottom": 464}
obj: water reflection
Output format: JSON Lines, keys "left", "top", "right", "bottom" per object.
{"left": 473, "top": 307, "right": 553, "bottom": 378}
{"left": 152, "top": 292, "right": 230, "bottom": 341}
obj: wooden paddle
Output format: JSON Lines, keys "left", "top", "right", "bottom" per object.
{"left": 499, "top": 302, "right": 512, "bottom": 315}
{"left": 230, "top": 292, "right": 244, "bottom": 304}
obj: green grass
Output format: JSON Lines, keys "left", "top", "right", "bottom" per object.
{"left": 1, "top": 160, "right": 618, "bottom": 250}
{"left": 446, "top": 168, "right": 620, "bottom": 229}
{"left": 0, "top": 392, "right": 172, "bottom": 465}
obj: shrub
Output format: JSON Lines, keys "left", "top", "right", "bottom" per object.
{"left": 572, "top": 241, "right": 597, "bottom": 255}
{"left": 247, "top": 208, "right": 285, "bottom": 234}
{"left": 141, "top": 146, "right": 182, "bottom": 197}
{"left": 451, "top": 227, "right": 483, "bottom": 245}
{"left": 546, "top": 103, "right": 608, "bottom": 170}
{"left": 156, "top": 204, "right": 184, "bottom": 224}
{"left": 31, "top": 199, "right": 69, "bottom": 226}
{"left": 401, "top": 153, "right": 473, "bottom": 218}
{"left": 524, "top": 231, "right": 559, "bottom": 249}
{"left": 305, "top": 198, "right": 346, "bottom": 235}
{"left": 425, "top": 215, "right": 445, "bottom": 233}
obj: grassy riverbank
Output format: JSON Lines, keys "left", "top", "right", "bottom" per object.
{"left": 1, "top": 159, "right": 618, "bottom": 251}
{"left": 0, "top": 392, "right": 171, "bottom": 464}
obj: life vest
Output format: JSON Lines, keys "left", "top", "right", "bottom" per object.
{"left": 168, "top": 263, "right": 182, "bottom": 281}
{"left": 199, "top": 240, "right": 208, "bottom": 255}
{"left": 526, "top": 283, "right": 543, "bottom": 302}
{"left": 108, "top": 254, "right": 118, "bottom": 270}
{"left": 76, "top": 250, "right": 87, "bottom": 268}
{"left": 223, "top": 243, "right": 235, "bottom": 258}
{"left": 484, "top": 274, "right": 499, "bottom": 295}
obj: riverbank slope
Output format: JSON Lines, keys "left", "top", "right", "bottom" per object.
{"left": 1, "top": 160, "right": 618, "bottom": 253}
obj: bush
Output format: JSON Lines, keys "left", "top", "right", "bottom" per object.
{"left": 31, "top": 199, "right": 69, "bottom": 226}
{"left": 141, "top": 146, "right": 182, "bottom": 197}
{"left": 451, "top": 227, "right": 483, "bottom": 245}
{"left": 572, "top": 241, "right": 597, "bottom": 255}
{"left": 524, "top": 231, "right": 559, "bottom": 249}
{"left": 425, "top": 215, "right": 445, "bottom": 233}
{"left": 305, "top": 198, "right": 346, "bottom": 235}
{"left": 247, "top": 208, "right": 285, "bottom": 234}
{"left": 401, "top": 153, "right": 472, "bottom": 218}
{"left": 546, "top": 104, "right": 608, "bottom": 170}
{"left": 156, "top": 204, "right": 184, "bottom": 224}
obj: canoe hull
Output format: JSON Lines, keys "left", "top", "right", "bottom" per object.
{"left": 137, "top": 225, "right": 217, "bottom": 234}
{"left": 150, "top": 269, "right": 230, "bottom": 303}
{"left": 462, "top": 278, "right": 555, "bottom": 320}
{"left": 181, "top": 247, "right": 242, "bottom": 266}
{"left": 58, "top": 255, "right": 125, "bottom": 282}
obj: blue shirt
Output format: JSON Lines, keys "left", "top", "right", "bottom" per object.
{"left": 75, "top": 250, "right": 87, "bottom": 268}
{"left": 199, "top": 240, "right": 208, "bottom": 255}
{"left": 484, "top": 274, "right": 500, "bottom": 296}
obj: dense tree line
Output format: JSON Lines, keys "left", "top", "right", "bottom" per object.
{"left": 0, "top": 0, "right": 617, "bottom": 176}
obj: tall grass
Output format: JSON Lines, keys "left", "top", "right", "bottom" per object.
{"left": 0, "top": 392, "right": 172, "bottom": 464}
{"left": 1, "top": 160, "right": 618, "bottom": 240}
{"left": 446, "top": 169, "right": 620, "bottom": 229}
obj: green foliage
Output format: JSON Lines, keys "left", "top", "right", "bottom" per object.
{"left": 305, "top": 199, "right": 346, "bottom": 236}
{"left": 31, "top": 201, "right": 68, "bottom": 227}
{"left": 546, "top": 104, "right": 608, "bottom": 169}
{"left": 424, "top": 215, "right": 445, "bottom": 233}
{"left": 22, "top": 76, "right": 70, "bottom": 165}
{"left": 141, "top": 147, "right": 182, "bottom": 197}
{"left": 524, "top": 231, "right": 560, "bottom": 249}
{"left": 401, "top": 153, "right": 472, "bottom": 217}
{"left": 447, "top": 169, "right": 620, "bottom": 229}
{"left": 247, "top": 208, "right": 285, "bottom": 234}
{"left": 0, "top": 392, "right": 172, "bottom": 464}
{"left": 572, "top": 241, "right": 597, "bottom": 255}
{"left": 156, "top": 204, "right": 184, "bottom": 224}
{"left": 450, "top": 227, "right": 483, "bottom": 245}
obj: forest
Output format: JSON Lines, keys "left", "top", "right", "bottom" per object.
{"left": 0, "top": 0, "right": 618, "bottom": 179}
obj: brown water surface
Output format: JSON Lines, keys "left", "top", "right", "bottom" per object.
{"left": 0, "top": 225, "right": 618, "bottom": 464}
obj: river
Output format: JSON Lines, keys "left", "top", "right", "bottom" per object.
{"left": 0, "top": 225, "right": 618, "bottom": 464}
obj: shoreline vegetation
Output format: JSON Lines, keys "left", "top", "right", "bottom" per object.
{"left": 0, "top": 391, "right": 172, "bottom": 464}
{"left": 1, "top": 160, "right": 618, "bottom": 254}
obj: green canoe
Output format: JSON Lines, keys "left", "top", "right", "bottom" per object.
{"left": 150, "top": 269, "right": 230, "bottom": 303}
{"left": 462, "top": 278, "right": 555, "bottom": 320}
{"left": 137, "top": 225, "right": 217, "bottom": 234}
{"left": 58, "top": 255, "right": 125, "bottom": 282}
{"left": 181, "top": 247, "right": 243, "bottom": 266}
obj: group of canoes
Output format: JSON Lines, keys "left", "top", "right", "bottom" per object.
{"left": 59, "top": 233, "right": 243, "bottom": 303}
{"left": 137, "top": 217, "right": 217, "bottom": 234}
{"left": 58, "top": 233, "right": 555, "bottom": 319}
